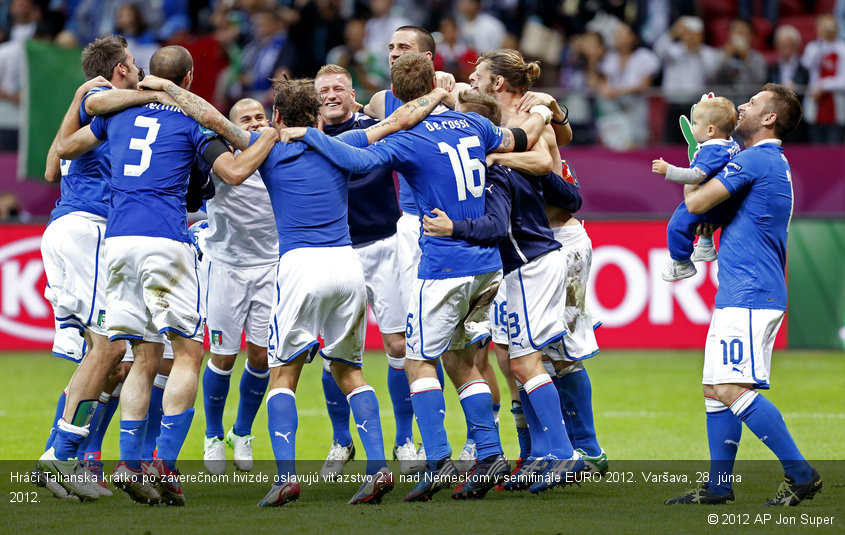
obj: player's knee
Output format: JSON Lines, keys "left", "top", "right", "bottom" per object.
{"left": 210, "top": 353, "right": 237, "bottom": 371}
{"left": 245, "top": 344, "right": 269, "bottom": 369}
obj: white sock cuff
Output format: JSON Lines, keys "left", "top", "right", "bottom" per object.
{"left": 322, "top": 359, "right": 332, "bottom": 373}
{"left": 387, "top": 356, "right": 405, "bottom": 370}
{"left": 111, "top": 383, "right": 122, "bottom": 397}
{"left": 346, "top": 384, "right": 375, "bottom": 403}
{"left": 98, "top": 392, "right": 111, "bottom": 404}
{"left": 704, "top": 396, "right": 729, "bottom": 413}
{"left": 207, "top": 360, "right": 233, "bottom": 376}
{"left": 457, "top": 379, "right": 491, "bottom": 401}
{"left": 410, "top": 377, "right": 441, "bottom": 395}
{"left": 57, "top": 418, "right": 89, "bottom": 438}
{"left": 245, "top": 362, "right": 270, "bottom": 379}
{"left": 266, "top": 387, "right": 295, "bottom": 403}
{"left": 729, "top": 389, "right": 758, "bottom": 417}
{"left": 524, "top": 373, "right": 553, "bottom": 394}
{"left": 153, "top": 374, "right": 168, "bottom": 389}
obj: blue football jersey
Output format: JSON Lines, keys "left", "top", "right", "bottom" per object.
{"left": 301, "top": 110, "right": 504, "bottom": 279}
{"left": 49, "top": 86, "right": 112, "bottom": 224}
{"left": 384, "top": 91, "right": 418, "bottom": 215}
{"left": 714, "top": 141, "right": 793, "bottom": 310}
{"left": 90, "top": 103, "right": 218, "bottom": 243}
{"left": 250, "top": 131, "right": 352, "bottom": 258}
{"left": 691, "top": 137, "right": 741, "bottom": 180}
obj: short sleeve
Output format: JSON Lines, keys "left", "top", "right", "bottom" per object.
{"left": 90, "top": 115, "right": 108, "bottom": 140}
{"left": 79, "top": 86, "right": 108, "bottom": 125}
{"left": 692, "top": 144, "right": 732, "bottom": 178}
{"left": 715, "top": 157, "right": 753, "bottom": 197}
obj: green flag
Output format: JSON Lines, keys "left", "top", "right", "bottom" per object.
{"left": 20, "top": 40, "right": 84, "bottom": 179}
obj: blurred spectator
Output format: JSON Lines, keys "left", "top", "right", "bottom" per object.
{"left": 236, "top": 7, "right": 297, "bottom": 105}
{"left": 801, "top": 14, "right": 845, "bottom": 144}
{"left": 558, "top": 30, "right": 605, "bottom": 144}
{"left": 290, "top": 0, "right": 346, "bottom": 77}
{"left": 364, "top": 0, "right": 411, "bottom": 73}
{"left": 2, "top": 0, "right": 39, "bottom": 44}
{"left": 837, "top": 0, "right": 845, "bottom": 42}
{"left": 767, "top": 25, "right": 808, "bottom": 92}
{"left": 738, "top": 0, "right": 778, "bottom": 29}
{"left": 326, "top": 18, "right": 387, "bottom": 100}
{"left": 654, "top": 16, "right": 722, "bottom": 143}
{"left": 715, "top": 19, "right": 767, "bottom": 95}
{"left": 115, "top": 1, "right": 159, "bottom": 69}
{"left": 0, "top": 192, "right": 29, "bottom": 222}
{"left": 595, "top": 22, "right": 660, "bottom": 149}
{"left": 637, "top": 0, "right": 697, "bottom": 46}
{"left": 456, "top": 0, "right": 506, "bottom": 54}
{"left": 433, "top": 16, "right": 477, "bottom": 83}
{"left": 65, "top": 0, "right": 120, "bottom": 45}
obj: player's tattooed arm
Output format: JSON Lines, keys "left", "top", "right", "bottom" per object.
{"left": 493, "top": 111, "right": 546, "bottom": 153}
{"left": 54, "top": 76, "right": 111, "bottom": 160}
{"left": 486, "top": 135, "right": 553, "bottom": 175}
{"left": 140, "top": 75, "right": 251, "bottom": 150}
{"left": 363, "top": 87, "right": 448, "bottom": 143}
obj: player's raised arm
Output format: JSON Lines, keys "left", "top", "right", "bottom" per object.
{"left": 300, "top": 127, "right": 402, "bottom": 174}
{"left": 84, "top": 88, "right": 174, "bottom": 116}
{"left": 515, "top": 91, "right": 573, "bottom": 147}
{"left": 492, "top": 106, "right": 551, "bottom": 153}
{"left": 362, "top": 89, "right": 387, "bottom": 119}
{"left": 139, "top": 74, "right": 251, "bottom": 151}
{"left": 207, "top": 127, "right": 279, "bottom": 186}
{"left": 53, "top": 77, "right": 112, "bottom": 159}
{"left": 361, "top": 87, "right": 447, "bottom": 142}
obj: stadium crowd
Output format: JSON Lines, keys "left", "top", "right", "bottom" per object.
{"left": 1, "top": 0, "right": 845, "bottom": 150}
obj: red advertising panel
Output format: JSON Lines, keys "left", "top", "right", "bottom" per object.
{"left": 0, "top": 222, "right": 786, "bottom": 351}
{"left": 584, "top": 220, "right": 786, "bottom": 349}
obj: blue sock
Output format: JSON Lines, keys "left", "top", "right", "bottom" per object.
{"left": 45, "top": 390, "right": 67, "bottom": 452}
{"left": 53, "top": 420, "right": 87, "bottom": 461}
{"left": 556, "top": 367, "right": 601, "bottom": 456}
{"left": 524, "top": 374, "right": 574, "bottom": 459}
{"left": 553, "top": 377, "right": 576, "bottom": 445}
{"left": 386, "top": 357, "right": 414, "bottom": 446}
{"left": 203, "top": 360, "right": 232, "bottom": 440}
{"left": 267, "top": 388, "right": 297, "bottom": 484}
{"left": 119, "top": 418, "right": 147, "bottom": 470}
{"left": 348, "top": 385, "right": 386, "bottom": 474}
{"left": 409, "top": 376, "right": 450, "bottom": 469}
{"left": 705, "top": 398, "right": 741, "bottom": 495}
{"left": 730, "top": 391, "right": 813, "bottom": 483}
{"left": 457, "top": 380, "right": 502, "bottom": 460}
{"left": 518, "top": 386, "right": 547, "bottom": 459}
{"left": 77, "top": 393, "right": 108, "bottom": 459}
{"left": 233, "top": 363, "right": 269, "bottom": 436}
{"left": 321, "top": 368, "right": 352, "bottom": 447}
{"left": 511, "top": 401, "right": 531, "bottom": 459}
{"left": 155, "top": 408, "right": 195, "bottom": 471}
{"left": 143, "top": 376, "right": 166, "bottom": 461}
{"left": 85, "top": 387, "right": 121, "bottom": 457}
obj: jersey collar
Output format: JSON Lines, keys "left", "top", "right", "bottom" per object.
{"left": 752, "top": 138, "right": 782, "bottom": 147}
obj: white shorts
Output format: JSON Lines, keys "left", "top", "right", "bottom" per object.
{"left": 354, "top": 234, "right": 406, "bottom": 334}
{"left": 41, "top": 212, "right": 109, "bottom": 337}
{"left": 406, "top": 270, "right": 502, "bottom": 361}
{"left": 395, "top": 211, "right": 422, "bottom": 311}
{"left": 544, "top": 224, "right": 601, "bottom": 361}
{"left": 505, "top": 249, "right": 567, "bottom": 359}
{"left": 104, "top": 236, "right": 204, "bottom": 344}
{"left": 268, "top": 246, "right": 367, "bottom": 367}
{"left": 488, "top": 280, "right": 509, "bottom": 346}
{"left": 122, "top": 338, "right": 175, "bottom": 362}
{"left": 702, "top": 307, "right": 784, "bottom": 390}
{"left": 51, "top": 320, "right": 87, "bottom": 362}
{"left": 205, "top": 260, "right": 276, "bottom": 354}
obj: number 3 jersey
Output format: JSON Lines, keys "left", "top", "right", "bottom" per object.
{"left": 302, "top": 110, "right": 503, "bottom": 280}
{"left": 91, "top": 103, "right": 221, "bottom": 243}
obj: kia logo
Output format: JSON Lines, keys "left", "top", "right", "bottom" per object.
{"left": 0, "top": 236, "right": 54, "bottom": 342}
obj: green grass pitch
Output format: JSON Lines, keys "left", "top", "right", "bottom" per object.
{"left": 1, "top": 350, "right": 842, "bottom": 534}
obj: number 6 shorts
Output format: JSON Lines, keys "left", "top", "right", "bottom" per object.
{"left": 104, "top": 236, "right": 204, "bottom": 343}
{"left": 702, "top": 307, "right": 784, "bottom": 389}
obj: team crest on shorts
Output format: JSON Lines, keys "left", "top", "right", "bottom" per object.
{"left": 97, "top": 310, "right": 106, "bottom": 327}
{"left": 211, "top": 330, "right": 223, "bottom": 346}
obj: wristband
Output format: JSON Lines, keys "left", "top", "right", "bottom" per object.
{"left": 550, "top": 104, "right": 569, "bottom": 125}
{"left": 529, "top": 104, "right": 552, "bottom": 125}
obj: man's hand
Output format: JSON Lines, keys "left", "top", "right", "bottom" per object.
{"left": 434, "top": 71, "right": 456, "bottom": 92}
{"left": 278, "top": 127, "right": 306, "bottom": 143}
{"left": 138, "top": 74, "right": 174, "bottom": 92}
{"left": 77, "top": 76, "right": 111, "bottom": 96}
{"left": 156, "top": 92, "right": 179, "bottom": 107}
{"left": 652, "top": 158, "right": 669, "bottom": 175}
{"left": 422, "top": 208, "right": 454, "bottom": 237}
{"left": 515, "top": 91, "right": 567, "bottom": 123}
